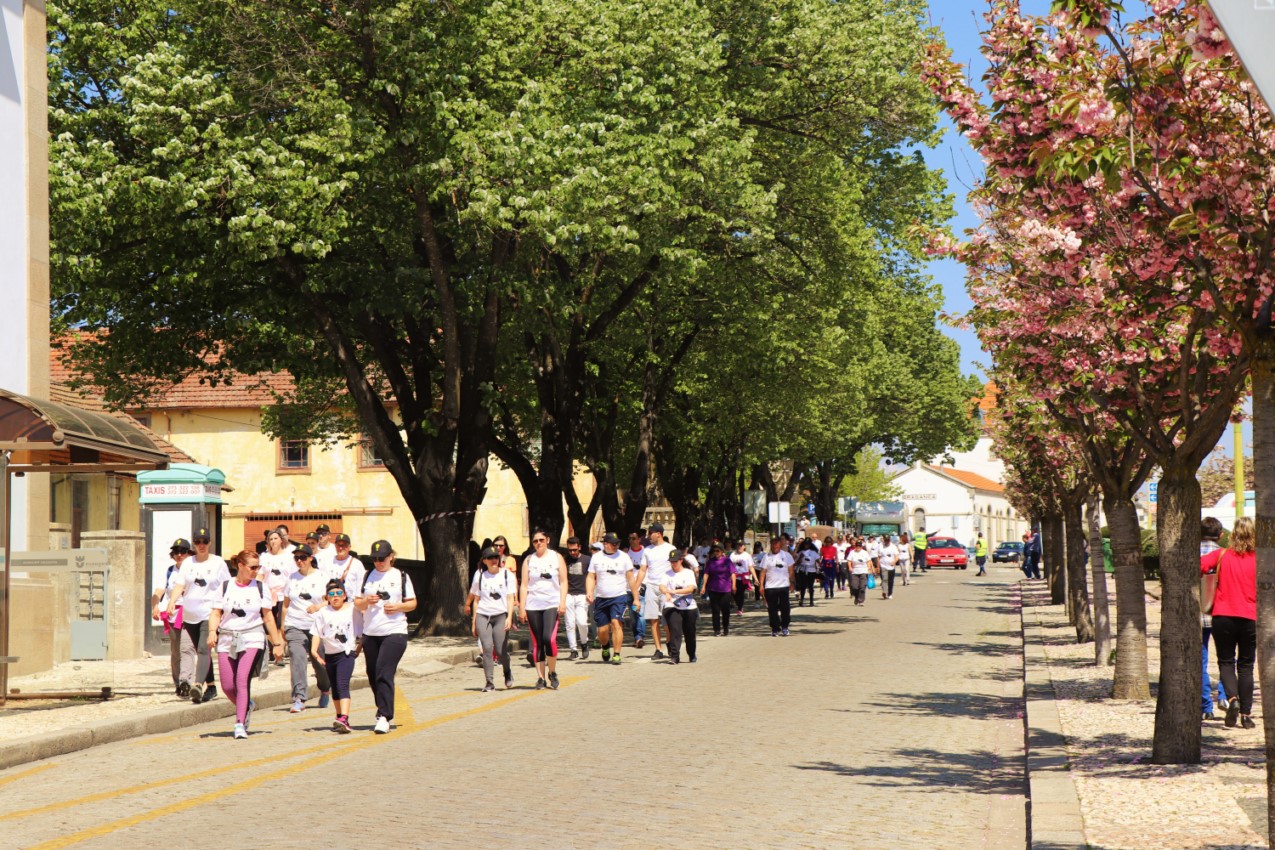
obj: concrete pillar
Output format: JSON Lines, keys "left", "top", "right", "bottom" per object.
{"left": 80, "top": 530, "right": 146, "bottom": 661}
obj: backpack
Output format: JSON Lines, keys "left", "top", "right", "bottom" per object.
{"left": 362, "top": 566, "right": 414, "bottom": 600}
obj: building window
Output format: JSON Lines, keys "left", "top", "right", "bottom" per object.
{"left": 359, "top": 437, "right": 385, "bottom": 469}
{"left": 132, "top": 413, "right": 152, "bottom": 429}
{"left": 279, "top": 440, "right": 310, "bottom": 472}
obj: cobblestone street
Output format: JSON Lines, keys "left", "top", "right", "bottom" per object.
{"left": 0, "top": 568, "right": 1027, "bottom": 850}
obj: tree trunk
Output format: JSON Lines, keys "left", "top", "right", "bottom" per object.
{"left": 1064, "top": 496, "right": 1094, "bottom": 643}
{"left": 1151, "top": 458, "right": 1203, "bottom": 764}
{"left": 1251, "top": 333, "right": 1275, "bottom": 839}
{"left": 1088, "top": 495, "right": 1113, "bottom": 665}
{"left": 1044, "top": 512, "right": 1066, "bottom": 606}
{"left": 1104, "top": 492, "right": 1151, "bottom": 700}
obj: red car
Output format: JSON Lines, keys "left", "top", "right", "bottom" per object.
{"left": 925, "top": 537, "right": 968, "bottom": 570}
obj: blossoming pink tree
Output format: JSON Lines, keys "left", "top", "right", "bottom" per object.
{"left": 924, "top": 0, "right": 1261, "bottom": 765}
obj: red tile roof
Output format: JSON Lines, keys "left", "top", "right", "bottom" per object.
{"left": 926, "top": 465, "right": 1005, "bottom": 494}
{"left": 48, "top": 382, "right": 197, "bottom": 464}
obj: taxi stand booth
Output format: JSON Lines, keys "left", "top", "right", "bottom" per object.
{"left": 0, "top": 390, "right": 169, "bottom": 706}
{"left": 137, "top": 463, "right": 225, "bottom": 655}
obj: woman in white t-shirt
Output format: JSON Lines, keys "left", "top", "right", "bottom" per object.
{"left": 311, "top": 578, "right": 361, "bottom": 733}
{"left": 729, "top": 541, "right": 758, "bottom": 616}
{"left": 354, "top": 540, "right": 417, "bottom": 734}
{"left": 897, "top": 533, "right": 912, "bottom": 587}
{"left": 465, "top": 547, "right": 518, "bottom": 691}
{"left": 659, "top": 551, "right": 700, "bottom": 664}
{"left": 206, "top": 551, "right": 284, "bottom": 738}
{"left": 151, "top": 538, "right": 194, "bottom": 696}
{"left": 281, "top": 545, "right": 332, "bottom": 713}
{"left": 167, "top": 530, "right": 232, "bottom": 705}
{"left": 795, "top": 539, "right": 821, "bottom": 608}
{"left": 878, "top": 538, "right": 900, "bottom": 600}
{"left": 759, "top": 539, "right": 796, "bottom": 637}
{"left": 519, "top": 530, "right": 568, "bottom": 690}
{"left": 259, "top": 530, "right": 292, "bottom": 646}
{"left": 847, "top": 539, "right": 873, "bottom": 606}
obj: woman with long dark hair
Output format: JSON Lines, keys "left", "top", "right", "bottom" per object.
{"left": 698, "top": 544, "right": 735, "bottom": 636}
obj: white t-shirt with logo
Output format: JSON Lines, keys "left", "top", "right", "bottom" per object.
{"left": 176, "top": 555, "right": 232, "bottom": 623}
{"left": 523, "top": 551, "right": 563, "bottom": 611}
{"left": 213, "top": 580, "right": 271, "bottom": 652}
{"left": 640, "top": 542, "right": 676, "bottom": 589}
{"left": 660, "top": 569, "right": 699, "bottom": 611}
{"left": 313, "top": 603, "right": 360, "bottom": 655}
{"left": 760, "top": 551, "right": 794, "bottom": 588}
{"left": 313, "top": 543, "right": 337, "bottom": 574}
{"left": 589, "top": 550, "right": 634, "bottom": 599}
{"left": 360, "top": 568, "right": 415, "bottom": 636}
{"left": 849, "top": 550, "right": 873, "bottom": 575}
{"left": 260, "top": 551, "right": 292, "bottom": 602}
{"left": 471, "top": 569, "right": 518, "bottom": 618}
{"left": 797, "top": 549, "right": 821, "bottom": 573}
{"left": 879, "top": 544, "right": 900, "bottom": 571}
{"left": 284, "top": 569, "right": 330, "bottom": 631}
{"left": 326, "top": 554, "right": 358, "bottom": 584}
{"left": 729, "top": 551, "right": 753, "bottom": 576}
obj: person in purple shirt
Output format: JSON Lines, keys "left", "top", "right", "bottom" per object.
{"left": 698, "top": 544, "right": 736, "bottom": 637}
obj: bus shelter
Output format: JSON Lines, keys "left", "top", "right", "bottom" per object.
{"left": 0, "top": 389, "right": 169, "bottom": 706}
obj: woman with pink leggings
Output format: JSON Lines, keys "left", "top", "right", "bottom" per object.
{"left": 207, "top": 550, "right": 285, "bottom": 739}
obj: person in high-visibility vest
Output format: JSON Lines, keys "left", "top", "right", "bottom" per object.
{"left": 913, "top": 530, "right": 928, "bottom": 573}
{"left": 974, "top": 532, "right": 988, "bottom": 576}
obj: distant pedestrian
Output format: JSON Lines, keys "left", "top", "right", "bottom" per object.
{"left": 355, "top": 541, "right": 417, "bottom": 734}
{"left": 1027, "top": 529, "right": 1043, "bottom": 580}
{"left": 897, "top": 533, "right": 912, "bottom": 586}
{"left": 311, "top": 578, "right": 360, "bottom": 732}
{"left": 636, "top": 524, "right": 675, "bottom": 660}
{"left": 281, "top": 544, "right": 332, "bottom": 713}
{"left": 661, "top": 551, "right": 700, "bottom": 663}
{"left": 729, "top": 540, "right": 758, "bottom": 615}
{"left": 626, "top": 532, "right": 649, "bottom": 647}
{"left": 152, "top": 538, "right": 194, "bottom": 697}
{"left": 758, "top": 538, "right": 795, "bottom": 637}
{"left": 795, "top": 538, "right": 820, "bottom": 607}
{"left": 1201, "top": 517, "right": 1257, "bottom": 729}
{"left": 588, "top": 532, "right": 637, "bottom": 664}
{"left": 974, "top": 532, "right": 988, "bottom": 576}
{"left": 563, "top": 537, "right": 592, "bottom": 660}
{"left": 848, "top": 538, "right": 872, "bottom": 606}
{"left": 1200, "top": 517, "right": 1228, "bottom": 721}
{"left": 819, "top": 536, "right": 838, "bottom": 598}
{"left": 466, "top": 547, "right": 517, "bottom": 691}
{"left": 207, "top": 551, "right": 284, "bottom": 739}
{"left": 878, "top": 536, "right": 899, "bottom": 600}
{"left": 914, "top": 530, "right": 928, "bottom": 573}
{"left": 699, "top": 544, "right": 735, "bottom": 636}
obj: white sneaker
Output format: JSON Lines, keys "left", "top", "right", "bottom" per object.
{"left": 289, "top": 699, "right": 305, "bottom": 714}
{"left": 233, "top": 723, "right": 247, "bottom": 739}
{"left": 374, "top": 716, "right": 390, "bottom": 734}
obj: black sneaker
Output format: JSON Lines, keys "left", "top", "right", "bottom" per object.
{"left": 581, "top": 646, "right": 590, "bottom": 660}
{"left": 1225, "top": 698, "right": 1241, "bottom": 728}
{"left": 670, "top": 656, "right": 680, "bottom": 664}
{"left": 568, "top": 650, "right": 579, "bottom": 660}
{"left": 689, "top": 656, "right": 697, "bottom": 663}
{"left": 602, "top": 648, "right": 612, "bottom": 662}
{"left": 1242, "top": 715, "right": 1257, "bottom": 730}
{"left": 177, "top": 681, "right": 190, "bottom": 698}
{"left": 482, "top": 682, "right": 495, "bottom": 692}
{"left": 203, "top": 684, "right": 218, "bottom": 703}
{"left": 651, "top": 650, "right": 665, "bottom": 660}
{"left": 535, "top": 678, "right": 546, "bottom": 690}
{"left": 548, "top": 672, "right": 559, "bottom": 690}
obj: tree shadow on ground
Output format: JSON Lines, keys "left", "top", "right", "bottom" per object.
{"left": 793, "top": 746, "right": 1024, "bottom": 796}
{"left": 910, "top": 638, "right": 1021, "bottom": 659}
{"left": 825, "top": 690, "right": 1022, "bottom": 722}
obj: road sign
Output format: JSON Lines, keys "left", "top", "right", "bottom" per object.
{"left": 744, "top": 490, "right": 766, "bottom": 521}
{"left": 1149, "top": 481, "right": 1158, "bottom": 504}
{"left": 1207, "top": 1, "right": 1275, "bottom": 112}
{"left": 767, "top": 501, "right": 791, "bottom": 524}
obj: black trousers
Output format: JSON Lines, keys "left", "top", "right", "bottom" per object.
{"left": 1212, "top": 615, "right": 1257, "bottom": 714}
{"left": 733, "top": 582, "right": 749, "bottom": 611}
{"left": 707, "top": 590, "right": 733, "bottom": 634}
{"left": 362, "top": 633, "right": 408, "bottom": 721}
{"left": 764, "top": 587, "right": 791, "bottom": 632}
{"left": 664, "top": 608, "right": 698, "bottom": 661}
{"left": 796, "top": 572, "right": 817, "bottom": 604}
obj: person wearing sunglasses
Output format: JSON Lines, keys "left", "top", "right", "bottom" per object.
{"left": 166, "top": 528, "right": 231, "bottom": 704}
{"left": 491, "top": 536, "right": 518, "bottom": 575}
{"left": 465, "top": 546, "right": 518, "bottom": 691}
{"left": 151, "top": 538, "right": 194, "bottom": 696}
{"left": 281, "top": 544, "right": 332, "bottom": 713}
{"left": 259, "top": 529, "right": 292, "bottom": 666}
{"left": 311, "top": 578, "right": 360, "bottom": 732}
{"left": 355, "top": 540, "right": 417, "bottom": 733}
{"left": 206, "top": 550, "right": 284, "bottom": 738}
{"left": 519, "top": 530, "right": 568, "bottom": 690}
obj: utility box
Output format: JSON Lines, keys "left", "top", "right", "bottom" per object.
{"left": 137, "top": 464, "right": 226, "bottom": 654}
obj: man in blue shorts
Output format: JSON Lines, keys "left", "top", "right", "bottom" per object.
{"left": 587, "top": 532, "right": 638, "bottom": 665}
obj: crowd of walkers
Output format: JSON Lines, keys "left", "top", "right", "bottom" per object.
{"left": 152, "top": 522, "right": 945, "bottom": 738}
{"left": 154, "top": 525, "right": 415, "bottom": 739}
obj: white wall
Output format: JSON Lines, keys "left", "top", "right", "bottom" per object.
{"left": 0, "top": 0, "right": 29, "bottom": 549}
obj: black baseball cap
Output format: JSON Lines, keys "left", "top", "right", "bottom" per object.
{"left": 170, "top": 538, "right": 192, "bottom": 553}
{"left": 481, "top": 547, "right": 499, "bottom": 560}
{"left": 293, "top": 544, "right": 314, "bottom": 558}
{"left": 370, "top": 540, "right": 393, "bottom": 560}
{"left": 316, "top": 523, "right": 331, "bottom": 533}
{"left": 669, "top": 548, "right": 684, "bottom": 560}
{"left": 192, "top": 528, "right": 211, "bottom": 543}
{"left": 334, "top": 533, "right": 351, "bottom": 544}
{"left": 305, "top": 531, "right": 319, "bottom": 541}
{"left": 602, "top": 532, "right": 621, "bottom": 545}
{"left": 649, "top": 523, "right": 665, "bottom": 534}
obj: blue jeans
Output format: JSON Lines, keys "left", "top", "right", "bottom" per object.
{"left": 1202, "top": 626, "right": 1227, "bottom": 712}
{"left": 628, "top": 591, "right": 645, "bottom": 640}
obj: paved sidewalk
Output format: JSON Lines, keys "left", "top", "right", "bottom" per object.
{"left": 1022, "top": 578, "right": 1266, "bottom": 849}
{"left": 0, "top": 637, "right": 477, "bottom": 770}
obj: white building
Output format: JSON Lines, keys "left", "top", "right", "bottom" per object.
{"left": 891, "top": 463, "right": 1027, "bottom": 547}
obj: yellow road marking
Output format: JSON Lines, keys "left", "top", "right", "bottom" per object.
{"left": 27, "top": 680, "right": 585, "bottom": 849}
{"left": 0, "top": 763, "right": 55, "bottom": 790}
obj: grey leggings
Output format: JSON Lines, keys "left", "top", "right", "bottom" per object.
{"left": 476, "top": 612, "right": 513, "bottom": 685}
{"left": 286, "top": 626, "right": 330, "bottom": 700}
{"left": 181, "top": 619, "right": 215, "bottom": 685}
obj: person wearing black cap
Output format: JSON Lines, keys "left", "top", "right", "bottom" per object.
{"left": 587, "top": 532, "right": 637, "bottom": 664}
{"left": 282, "top": 544, "right": 332, "bottom": 713}
{"left": 166, "top": 527, "right": 230, "bottom": 703}
{"left": 152, "top": 538, "right": 194, "bottom": 696}
{"left": 354, "top": 540, "right": 416, "bottom": 733}
{"left": 465, "top": 547, "right": 517, "bottom": 691}
{"left": 563, "top": 536, "right": 592, "bottom": 660}
{"left": 635, "top": 523, "right": 675, "bottom": 660}
{"left": 313, "top": 524, "right": 335, "bottom": 574}
{"left": 660, "top": 550, "right": 699, "bottom": 663}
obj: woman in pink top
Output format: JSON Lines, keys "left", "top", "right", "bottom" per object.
{"left": 1201, "top": 517, "right": 1258, "bottom": 729}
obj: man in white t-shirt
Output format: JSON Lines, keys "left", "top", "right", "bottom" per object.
{"left": 312, "top": 523, "right": 337, "bottom": 574}
{"left": 166, "top": 527, "right": 231, "bottom": 704}
{"left": 758, "top": 537, "right": 796, "bottom": 636}
{"left": 636, "top": 523, "right": 675, "bottom": 660}
{"left": 847, "top": 539, "right": 873, "bottom": 606}
{"left": 587, "top": 533, "right": 638, "bottom": 664}
{"left": 625, "top": 532, "right": 648, "bottom": 647}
